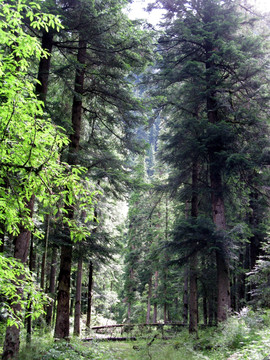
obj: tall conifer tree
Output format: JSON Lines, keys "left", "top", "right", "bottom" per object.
{"left": 154, "top": 0, "right": 270, "bottom": 321}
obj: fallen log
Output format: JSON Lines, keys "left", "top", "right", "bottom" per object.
{"left": 83, "top": 337, "right": 137, "bottom": 342}
{"left": 91, "top": 323, "right": 186, "bottom": 330}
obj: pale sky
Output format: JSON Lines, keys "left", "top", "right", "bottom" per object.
{"left": 253, "top": 0, "right": 270, "bottom": 12}
{"left": 127, "top": 0, "right": 270, "bottom": 25}
{"left": 127, "top": 0, "right": 163, "bottom": 25}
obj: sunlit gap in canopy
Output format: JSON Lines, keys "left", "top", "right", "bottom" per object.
{"left": 125, "top": 0, "right": 165, "bottom": 26}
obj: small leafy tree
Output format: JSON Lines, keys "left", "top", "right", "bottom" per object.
{"left": 0, "top": 0, "right": 96, "bottom": 357}
{"left": 0, "top": 252, "right": 47, "bottom": 327}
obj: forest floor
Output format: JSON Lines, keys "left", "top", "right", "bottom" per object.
{"left": 15, "top": 327, "right": 270, "bottom": 360}
{"left": 3, "top": 309, "right": 270, "bottom": 360}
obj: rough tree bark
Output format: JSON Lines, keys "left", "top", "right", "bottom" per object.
{"left": 153, "top": 271, "right": 158, "bottom": 323}
{"left": 189, "top": 161, "right": 198, "bottom": 334}
{"left": 146, "top": 275, "right": 152, "bottom": 324}
{"left": 36, "top": 30, "right": 54, "bottom": 102}
{"left": 205, "top": 36, "right": 230, "bottom": 320}
{"left": 86, "top": 261, "right": 93, "bottom": 329}
{"left": 40, "top": 215, "right": 50, "bottom": 290}
{"left": 182, "top": 266, "right": 189, "bottom": 325}
{"left": 203, "top": 296, "right": 208, "bottom": 326}
{"left": 74, "top": 255, "right": 83, "bottom": 336}
{"left": 163, "top": 198, "right": 169, "bottom": 323}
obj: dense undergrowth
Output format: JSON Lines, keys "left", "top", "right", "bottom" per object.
{"left": 2, "top": 308, "right": 270, "bottom": 360}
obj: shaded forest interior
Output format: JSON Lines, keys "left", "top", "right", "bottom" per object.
{"left": 0, "top": 0, "right": 270, "bottom": 359}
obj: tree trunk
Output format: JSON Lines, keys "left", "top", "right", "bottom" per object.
{"left": 127, "top": 260, "right": 135, "bottom": 324}
{"left": 216, "top": 250, "right": 230, "bottom": 321}
{"left": 127, "top": 302, "right": 131, "bottom": 324}
{"left": 208, "top": 297, "right": 214, "bottom": 326}
{"left": 41, "top": 215, "right": 50, "bottom": 290}
{"left": 74, "top": 255, "right": 83, "bottom": 336}
{"left": 70, "top": 296, "right": 74, "bottom": 317}
{"left": 203, "top": 296, "right": 208, "bottom": 326}
{"left": 86, "top": 261, "right": 93, "bottom": 329}
{"left": 205, "top": 30, "right": 231, "bottom": 322}
{"left": 161, "top": 198, "right": 169, "bottom": 324}
{"left": 26, "top": 233, "right": 35, "bottom": 343}
{"left": 36, "top": 30, "right": 54, "bottom": 103}
{"left": 163, "top": 266, "right": 168, "bottom": 324}
{"left": 54, "top": 34, "right": 86, "bottom": 339}
{"left": 231, "top": 273, "right": 237, "bottom": 312}
{"left": 163, "top": 302, "right": 167, "bottom": 323}
{"left": 189, "top": 161, "right": 199, "bottom": 334}
{"left": 189, "top": 255, "right": 198, "bottom": 333}
{"left": 249, "top": 182, "right": 261, "bottom": 270}
{"left": 208, "top": 129, "right": 230, "bottom": 321}
{"left": 146, "top": 275, "right": 152, "bottom": 324}
{"left": 0, "top": 223, "right": 5, "bottom": 252}
{"left": 46, "top": 247, "right": 58, "bottom": 326}
{"left": 183, "top": 266, "right": 189, "bottom": 325}
{"left": 210, "top": 160, "right": 230, "bottom": 322}
{"left": 153, "top": 271, "right": 158, "bottom": 323}
{"left": 54, "top": 240, "right": 73, "bottom": 338}
{"left": 237, "top": 251, "right": 245, "bottom": 307}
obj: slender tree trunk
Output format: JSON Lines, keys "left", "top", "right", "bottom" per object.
{"left": 249, "top": 179, "right": 261, "bottom": 270}
{"left": 237, "top": 251, "right": 245, "bottom": 307}
{"left": 189, "top": 255, "right": 198, "bottom": 333}
{"left": 70, "top": 296, "right": 74, "bottom": 317}
{"left": 127, "top": 251, "right": 135, "bottom": 324}
{"left": 74, "top": 255, "right": 83, "bottom": 336}
{"left": 46, "top": 247, "right": 58, "bottom": 326}
{"left": 153, "top": 271, "right": 158, "bottom": 323}
{"left": 163, "top": 302, "right": 167, "bottom": 323}
{"left": 182, "top": 201, "right": 189, "bottom": 325}
{"left": 0, "top": 223, "right": 4, "bottom": 252}
{"left": 41, "top": 215, "right": 50, "bottom": 290}
{"left": 0, "top": 179, "right": 8, "bottom": 254}
{"left": 183, "top": 266, "right": 189, "bottom": 325}
{"left": 146, "top": 275, "right": 152, "bottom": 324}
{"left": 36, "top": 255, "right": 40, "bottom": 284}
{"left": 208, "top": 297, "right": 214, "bottom": 326}
{"left": 203, "top": 296, "right": 208, "bottom": 326}
{"left": 54, "top": 35, "right": 86, "bottom": 339}
{"left": 231, "top": 273, "right": 237, "bottom": 312}
{"left": 26, "top": 233, "right": 35, "bottom": 343}
{"left": 163, "top": 198, "right": 169, "bottom": 324}
{"left": 127, "top": 302, "right": 131, "bottom": 324}
{"left": 86, "top": 261, "right": 93, "bottom": 329}
{"left": 189, "top": 161, "right": 198, "bottom": 334}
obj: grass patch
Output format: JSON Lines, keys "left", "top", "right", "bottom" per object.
{"left": 7, "top": 308, "right": 270, "bottom": 360}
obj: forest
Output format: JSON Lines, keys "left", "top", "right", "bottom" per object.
{"left": 0, "top": 0, "right": 270, "bottom": 359}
